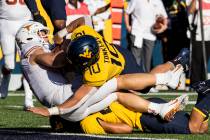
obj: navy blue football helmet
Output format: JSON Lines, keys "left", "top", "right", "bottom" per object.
{"left": 66, "top": 35, "right": 100, "bottom": 70}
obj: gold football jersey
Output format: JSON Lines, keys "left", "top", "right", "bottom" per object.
{"left": 80, "top": 102, "right": 143, "bottom": 134}
{"left": 71, "top": 25, "right": 125, "bottom": 86}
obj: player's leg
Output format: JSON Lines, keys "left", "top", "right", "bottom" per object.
{"left": 149, "top": 48, "right": 189, "bottom": 90}
{"left": 188, "top": 108, "right": 208, "bottom": 134}
{"left": 113, "top": 64, "right": 183, "bottom": 92}
{"left": 140, "top": 98, "right": 191, "bottom": 134}
{"left": 0, "top": 20, "right": 16, "bottom": 98}
{"left": 199, "top": 120, "right": 208, "bottom": 133}
{"left": 116, "top": 92, "right": 188, "bottom": 121}
{"left": 62, "top": 89, "right": 176, "bottom": 121}
{"left": 23, "top": 77, "right": 34, "bottom": 109}
{"left": 150, "top": 47, "right": 189, "bottom": 74}
{"left": 117, "top": 65, "right": 183, "bottom": 91}
{"left": 42, "top": 0, "right": 66, "bottom": 33}
{"left": 191, "top": 79, "right": 210, "bottom": 103}
{"left": 119, "top": 48, "right": 189, "bottom": 90}
{"left": 188, "top": 97, "right": 209, "bottom": 134}
{"left": 118, "top": 47, "right": 187, "bottom": 91}
{"left": 188, "top": 80, "right": 210, "bottom": 133}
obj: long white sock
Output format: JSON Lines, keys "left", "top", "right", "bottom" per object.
{"left": 155, "top": 71, "right": 171, "bottom": 85}
{"left": 148, "top": 102, "right": 163, "bottom": 115}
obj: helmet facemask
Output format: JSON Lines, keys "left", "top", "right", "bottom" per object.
{"left": 37, "top": 27, "right": 51, "bottom": 48}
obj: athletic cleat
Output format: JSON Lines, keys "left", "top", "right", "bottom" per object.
{"left": 172, "top": 48, "right": 190, "bottom": 71}
{"left": 192, "top": 80, "right": 210, "bottom": 95}
{"left": 0, "top": 74, "right": 11, "bottom": 99}
{"left": 167, "top": 64, "right": 184, "bottom": 89}
{"left": 159, "top": 94, "right": 188, "bottom": 121}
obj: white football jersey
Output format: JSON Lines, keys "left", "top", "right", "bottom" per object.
{"left": 0, "top": 0, "right": 32, "bottom": 20}
{"left": 21, "top": 47, "right": 73, "bottom": 107}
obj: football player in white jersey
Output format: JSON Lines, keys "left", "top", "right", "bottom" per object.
{"left": 0, "top": 0, "right": 33, "bottom": 108}
{"left": 15, "top": 17, "right": 189, "bottom": 123}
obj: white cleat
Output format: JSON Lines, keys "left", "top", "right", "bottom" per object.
{"left": 167, "top": 64, "right": 184, "bottom": 89}
{"left": 0, "top": 74, "right": 11, "bottom": 99}
{"left": 159, "top": 94, "right": 188, "bottom": 121}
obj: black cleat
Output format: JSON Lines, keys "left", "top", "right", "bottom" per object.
{"left": 172, "top": 48, "right": 190, "bottom": 71}
{"left": 192, "top": 80, "right": 210, "bottom": 95}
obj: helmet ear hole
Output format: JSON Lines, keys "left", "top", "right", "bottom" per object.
{"left": 66, "top": 35, "right": 100, "bottom": 70}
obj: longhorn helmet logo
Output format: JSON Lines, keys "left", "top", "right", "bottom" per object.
{"left": 23, "top": 24, "right": 32, "bottom": 31}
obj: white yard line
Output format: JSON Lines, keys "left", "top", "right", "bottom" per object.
{"left": 8, "top": 93, "right": 25, "bottom": 96}
{"left": 5, "top": 105, "right": 23, "bottom": 109}
{"left": 50, "top": 133, "right": 178, "bottom": 140}
{"left": 39, "top": 125, "right": 50, "bottom": 128}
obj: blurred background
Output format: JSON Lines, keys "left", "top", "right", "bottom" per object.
{"left": 1, "top": 0, "right": 210, "bottom": 92}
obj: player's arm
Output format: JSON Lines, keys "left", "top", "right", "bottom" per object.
{"left": 98, "top": 119, "right": 133, "bottom": 134}
{"left": 93, "top": 3, "right": 110, "bottom": 16}
{"left": 54, "top": 16, "right": 92, "bottom": 44}
{"left": 28, "top": 84, "right": 97, "bottom": 116}
{"left": 24, "top": 0, "right": 47, "bottom": 25}
{"left": 57, "top": 85, "right": 97, "bottom": 114}
{"left": 29, "top": 43, "right": 67, "bottom": 68}
{"left": 188, "top": 0, "right": 197, "bottom": 14}
{"left": 35, "top": 50, "right": 67, "bottom": 68}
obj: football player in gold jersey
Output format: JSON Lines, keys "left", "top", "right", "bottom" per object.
{"left": 28, "top": 16, "right": 188, "bottom": 122}
{"left": 81, "top": 78, "right": 210, "bottom": 135}
{"left": 80, "top": 101, "right": 143, "bottom": 134}
{"left": 81, "top": 88, "right": 209, "bottom": 135}
{"left": 69, "top": 25, "right": 125, "bottom": 87}
{"left": 51, "top": 83, "right": 209, "bottom": 134}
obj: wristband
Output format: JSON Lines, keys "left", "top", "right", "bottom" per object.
{"left": 48, "top": 106, "right": 60, "bottom": 115}
{"left": 57, "top": 28, "right": 68, "bottom": 38}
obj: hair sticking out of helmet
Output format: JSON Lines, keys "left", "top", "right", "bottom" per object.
{"left": 66, "top": 35, "right": 100, "bottom": 70}
{"left": 16, "top": 21, "right": 50, "bottom": 57}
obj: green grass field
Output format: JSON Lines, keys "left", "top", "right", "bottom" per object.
{"left": 1, "top": 91, "right": 210, "bottom": 140}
